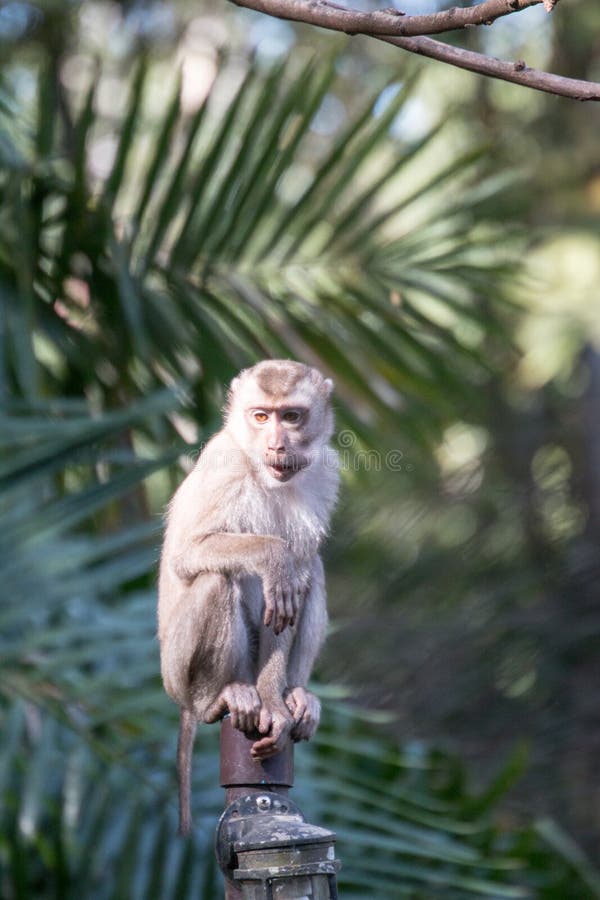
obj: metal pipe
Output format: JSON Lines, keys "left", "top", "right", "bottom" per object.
{"left": 220, "top": 718, "right": 294, "bottom": 899}
{"left": 217, "top": 719, "right": 340, "bottom": 898}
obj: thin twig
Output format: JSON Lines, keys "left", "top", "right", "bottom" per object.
{"left": 229, "top": 0, "right": 600, "bottom": 101}
{"left": 380, "top": 33, "right": 599, "bottom": 101}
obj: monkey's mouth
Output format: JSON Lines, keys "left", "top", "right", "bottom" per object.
{"left": 264, "top": 454, "right": 308, "bottom": 481}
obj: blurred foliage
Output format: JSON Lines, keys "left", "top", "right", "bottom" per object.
{"left": 1, "top": 407, "right": 598, "bottom": 899}
{"left": 1, "top": 0, "right": 600, "bottom": 897}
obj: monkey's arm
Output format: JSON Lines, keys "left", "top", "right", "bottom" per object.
{"left": 251, "top": 556, "right": 324, "bottom": 759}
{"left": 284, "top": 556, "right": 327, "bottom": 743}
{"left": 171, "top": 532, "right": 284, "bottom": 580}
{"left": 171, "top": 532, "right": 302, "bottom": 633}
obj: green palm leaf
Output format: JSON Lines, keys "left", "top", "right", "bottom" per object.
{"left": 1, "top": 50, "right": 514, "bottom": 449}
{"left": 1, "top": 403, "right": 598, "bottom": 899}
{"left": 1, "top": 43, "right": 597, "bottom": 900}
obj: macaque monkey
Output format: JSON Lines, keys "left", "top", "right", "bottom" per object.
{"left": 158, "top": 360, "right": 339, "bottom": 835}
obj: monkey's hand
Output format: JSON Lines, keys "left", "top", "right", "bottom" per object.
{"left": 262, "top": 551, "right": 309, "bottom": 635}
{"left": 250, "top": 706, "right": 293, "bottom": 760}
{"left": 285, "top": 686, "right": 321, "bottom": 742}
{"left": 203, "top": 682, "right": 262, "bottom": 735}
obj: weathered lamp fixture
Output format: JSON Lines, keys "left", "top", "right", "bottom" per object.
{"left": 217, "top": 718, "right": 340, "bottom": 899}
{"left": 216, "top": 792, "right": 340, "bottom": 898}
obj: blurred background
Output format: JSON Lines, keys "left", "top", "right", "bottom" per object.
{"left": 1, "top": 0, "right": 600, "bottom": 897}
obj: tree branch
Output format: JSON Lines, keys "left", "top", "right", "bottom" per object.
{"left": 232, "top": 0, "right": 548, "bottom": 38}
{"left": 380, "top": 33, "right": 600, "bottom": 101}
{"left": 229, "top": 0, "right": 600, "bottom": 101}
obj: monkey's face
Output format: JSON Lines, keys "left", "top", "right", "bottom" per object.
{"left": 247, "top": 406, "right": 312, "bottom": 483}
{"left": 225, "top": 360, "right": 335, "bottom": 486}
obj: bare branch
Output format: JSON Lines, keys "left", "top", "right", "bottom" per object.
{"left": 378, "top": 33, "right": 600, "bottom": 100}
{"left": 229, "top": 0, "right": 600, "bottom": 101}
{"left": 230, "top": 0, "right": 553, "bottom": 38}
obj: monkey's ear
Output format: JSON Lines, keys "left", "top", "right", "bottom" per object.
{"left": 323, "top": 378, "right": 334, "bottom": 396}
{"left": 230, "top": 376, "right": 240, "bottom": 393}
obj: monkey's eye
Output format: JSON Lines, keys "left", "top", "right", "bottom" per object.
{"left": 282, "top": 410, "right": 301, "bottom": 424}
{"left": 253, "top": 412, "right": 269, "bottom": 423}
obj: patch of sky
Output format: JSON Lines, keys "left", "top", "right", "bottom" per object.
{"left": 123, "top": 1, "right": 176, "bottom": 42}
{"left": 480, "top": 3, "right": 552, "bottom": 66}
{"left": 311, "top": 94, "right": 347, "bottom": 136}
{"left": 374, "top": 83, "right": 433, "bottom": 142}
{"left": 249, "top": 16, "right": 296, "bottom": 60}
{"left": 6, "top": 63, "right": 37, "bottom": 106}
{"left": 0, "top": 2, "right": 41, "bottom": 41}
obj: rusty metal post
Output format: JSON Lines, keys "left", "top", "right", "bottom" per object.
{"left": 220, "top": 718, "right": 294, "bottom": 899}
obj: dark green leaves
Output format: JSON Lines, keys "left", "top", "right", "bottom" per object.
{"left": 1, "top": 43, "right": 595, "bottom": 900}
{"left": 1, "top": 51, "right": 514, "bottom": 447}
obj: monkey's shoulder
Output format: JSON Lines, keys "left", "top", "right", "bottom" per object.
{"left": 172, "top": 433, "right": 246, "bottom": 495}
{"left": 193, "top": 429, "right": 244, "bottom": 466}
{"left": 164, "top": 471, "right": 241, "bottom": 544}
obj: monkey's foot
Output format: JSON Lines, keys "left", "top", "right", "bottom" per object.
{"left": 285, "top": 686, "right": 321, "bottom": 742}
{"left": 250, "top": 708, "right": 292, "bottom": 760}
{"left": 203, "top": 682, "right": 262, "bottom": 735}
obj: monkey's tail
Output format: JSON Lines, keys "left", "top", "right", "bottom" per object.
{"left": 177, "top": 707, "right": 197, "bottom": 837}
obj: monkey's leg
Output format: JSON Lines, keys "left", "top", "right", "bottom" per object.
{"left": 286, "top": 556, "right": 328, "bottom": 742}
{"left": 161, "top": 573, "right": 261, "bottom": 734}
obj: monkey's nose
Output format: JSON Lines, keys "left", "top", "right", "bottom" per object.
{"left": 267, "top": 428, "right": 286, "bottom": 453}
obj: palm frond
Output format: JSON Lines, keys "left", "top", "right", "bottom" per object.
{"left": 1, "top": 403, "right": 598, "bottom": 899}
{"left": 0, "top": 51, "right": 518, "bottom": 447}
{"left": 2, "top": 39, "right": 596, "bottom": 900}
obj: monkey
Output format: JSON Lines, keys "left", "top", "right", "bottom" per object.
{"left": 157, "top": 359, "right": 339, "bottom": 835}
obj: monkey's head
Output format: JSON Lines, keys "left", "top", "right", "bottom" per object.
{"left": 225, "top": 360, "right": 335, "bottom": 485}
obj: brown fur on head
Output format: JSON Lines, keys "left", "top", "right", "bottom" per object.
{"left": 227, "top": 360, "right": 333, "bottom": 407}
{"left": 225, "top": 360, "right": 335, "bottom": 484}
